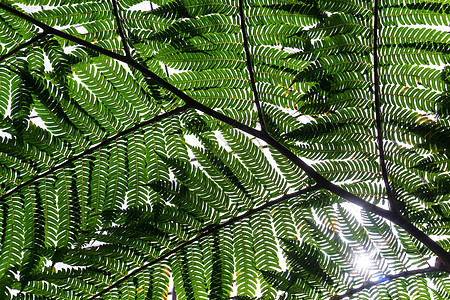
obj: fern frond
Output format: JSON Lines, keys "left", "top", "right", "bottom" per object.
{"left": 29, "top": 2, "right": 112, "bottom": 27}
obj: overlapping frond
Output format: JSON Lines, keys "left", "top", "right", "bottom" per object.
{"left": 0, "top": 0, "right": 449, "bottom": 299}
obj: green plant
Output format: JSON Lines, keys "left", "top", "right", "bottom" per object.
{"left": 0, "top": 0, "right": 449, "bottom": 299}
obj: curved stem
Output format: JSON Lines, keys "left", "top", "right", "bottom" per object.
{"left": 238, "top": 0, "right": 267, "bottom": 132}
{"left": 87, "top": 185, "right": 319, "bottom": 299}
{"left": 2, "top": 0, "right": 450, "bottom": 275}
{"left": 0, "top": 105, "right": 189, "bottom": 201}
{"left": 111, "top": 0, "right": 131, "bottom": 58}
{"left": 331, "top": 267, "right": 441, "bottom": 300}
{"left": 0, "top": 1, "right": 376, "bottom": 217}
{"left": 372, "top": 0, "right": 397, "bottom": 213}
{"left": 0, "top": 32, "right": 47, "bottom": 63}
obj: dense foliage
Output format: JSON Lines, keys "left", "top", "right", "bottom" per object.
{"left": 0, "top": 0, "right": 449, "bottom": 299}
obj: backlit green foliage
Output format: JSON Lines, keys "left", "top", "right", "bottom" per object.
{"left": 0, "top": 0, "right": 449, "bottom": 299}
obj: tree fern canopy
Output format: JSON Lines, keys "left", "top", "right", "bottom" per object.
{"left": 0, "top": 0, "right": 449, "bottom": 299}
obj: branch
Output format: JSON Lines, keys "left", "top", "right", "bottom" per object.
{"left": 0, "top": 2, "right": 369, "bottom": 206}
{"left": 0, "top": 105, "right": 189, "bottom": 202}
{"left": 111, "top": 0, "right": 131, "bottom": 58}
{"left": 0, "top": 2, "right": 369, "bottom": 211}
{"left": 238, "top": 0, "right": 267, "bottom": 132}
{"left": 2, "top": 1, "right": 450, "bottom": 269}
{"left": 257, "top": 137, "right": 450, "bottom": 268}
{"left": 331, "top": 267, "right": 441, "bottom": 300}
{"left": 0, "top": 32, "right": 47, "bottom": 63}
{"left": 87, "top": 185, "right": 320, "bottom": 299}
{"left": 372, "top": 0, "right": 397, "bottom": 213}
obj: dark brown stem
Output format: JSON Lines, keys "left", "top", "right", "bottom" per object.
{"left": 238, "top": 0, "right": 267, "bottom": 132}
{"left": 2, "top": 0, "right": 450, "bottom": 275}
{"left": 256, "top": 134, "right": 450, "bottom": 267}
{"left": 0, "top": 105, "right": 189, "bottom": 201}
{"left": 0, "top": 32, "right": 47, "bottom": 63}
{"left": 0, "top": 3, "right": 130, "bottom": 68}
{"left": 111, "top": 0, "right": 131, "bottom": 58}
{"left": 164, "top": 65, "right": 170, "bottom": 77}
{"left": 172, "top": 287, "right": 177, "bottom": 300}
{"left": 331, "top": 267, "right": 441, "bottom": 300}
{"left": 372, "top": 0, "right": 397, "bottom": 213}
{"left": 87, "top": 185, "right": 319, "bottom": 299}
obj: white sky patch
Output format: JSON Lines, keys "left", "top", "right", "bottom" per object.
{"left": 15, "top": 4, "right": 47, "bottom": 13}
{"left": 159, "top": 61, "right": 184, "bottom": 76}
{"left": 354, "top": 251, "right": 383, "bottom": 281}
{"left": 29, "top": 108, "right": 47, "bottom": 130}
{"left": 63, "top": 45, "right": 79, "bottom": 54}
{"left": 82, "top": 240, "right": 108, "bottom": 249}
{"left": 43, "top": 53, "right": 52, "bottom": 72}
{"left": 0, "top": 130, "right": 12, "bottom": 139}
{"left": 128, "top": 1, "right": 159, "bottom": 11}
{"left": 407, "top": 24, "right": 450, "bottom": 32}
{"left": 185, "top": 134, "right": 202, "bottom": 149}
{"left": 214, "top": 130, "right": 232, "bottom": 152}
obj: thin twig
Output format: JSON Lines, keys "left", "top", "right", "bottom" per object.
{"left": 87, "top": 185, "right": 320, "bottom": 299}
{"left": 164, "top": 65, "right": 170, "bottom": 77}
{"left": 238, "top": 0, "right": 267, "bottom": 132}
{"left": 111, "top": 0, "right": 131, "bottom": 58}
{"left": 0, "top": 32, "right": 47, "bottom": 63}
{"left": 372, "top": 0, "right": 397, "bottom": 213}
{"left": 331, "top": 267, "right": 441, "bottom": 300}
